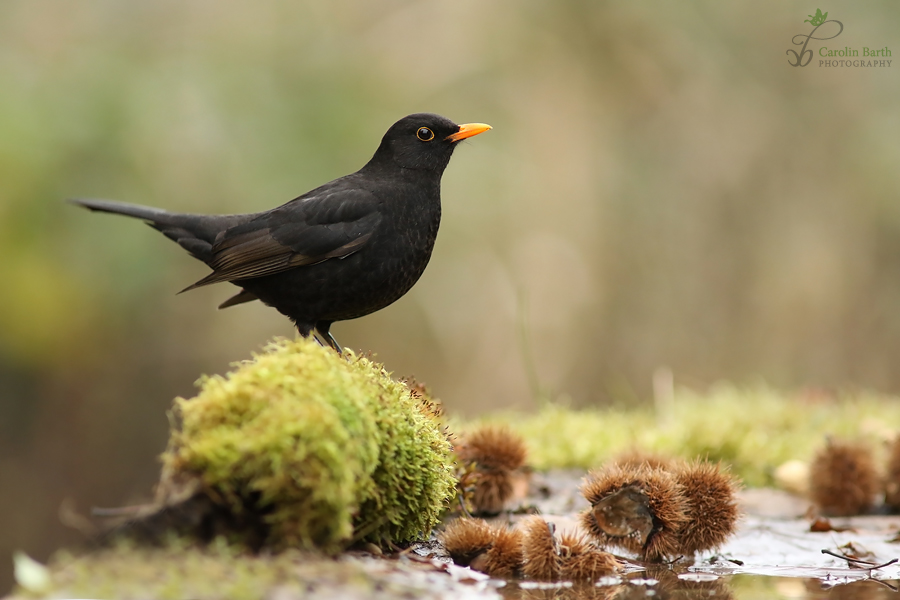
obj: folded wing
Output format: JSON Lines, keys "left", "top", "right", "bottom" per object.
{"left": 181, "top": 187, "right": 382, "bottom": 292}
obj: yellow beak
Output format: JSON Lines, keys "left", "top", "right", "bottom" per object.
{"left": 446, "top": 123, "right": 492, "bottom": 142}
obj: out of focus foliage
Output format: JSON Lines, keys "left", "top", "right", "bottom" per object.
{"left": 3, "top": 0, "right": 900, "bottom": 592}
{"left": 3, "top": 1, "right": 900, "bottom": 402}
{"left": 461, "top": 385, "right": 900, "bottom": 487}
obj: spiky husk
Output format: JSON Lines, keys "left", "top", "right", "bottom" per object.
{"left": 557, "top": 531, "right": 620, "bottom": 582}
{"left": 455, "top": 425, "right": 529, "bottom": 515}
{"left": 580, "top": 464, "right": 688, "bottom": 561}
{"left": 440, "top": 518, "right": 523, "bottom": 578}
{"left": 520, "top": 515, "right": 561, "bottom": 581}
{"left": 465, "top": 470, "right": 514, "bottom": 515}
{"left": 439, "top": 518, "right": 495, "bottom": 566}
{"left": 672, "top": 461, "right": 740, "bottom": 554}
{"left": 456, "top": 425, "right": 528, "bottom": 472}
{"left": 483, "top": 526, "right": 524, "bottom": 578}
{"left": 809, "top": 438, "right": 879, "bottom": 516}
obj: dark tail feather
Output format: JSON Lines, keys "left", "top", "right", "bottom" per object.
{"left": 69, "top": 198, "right": 174, "bottom": 221}
{"left": 218, "top": 289, "right": 259, "bottom": 309}
{"left": 69, "top": 198, "right": 253, "bottom": 264}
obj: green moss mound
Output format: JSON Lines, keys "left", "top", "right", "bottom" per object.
{"left": 160, "top": 337, "right": 456, "bottom": 550}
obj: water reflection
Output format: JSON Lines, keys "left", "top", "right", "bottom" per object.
{"left": 498, "top": 569, "right": 730, "bottom": 599}
{"left": 495, "top": 572, "right": 899, "bottom": 599}
{"left": 734, "top": 575, "right": 898, "bottom": 599}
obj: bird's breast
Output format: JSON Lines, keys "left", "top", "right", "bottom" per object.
{"left": 244, "top": 178, "right": 444, "bottom": 323}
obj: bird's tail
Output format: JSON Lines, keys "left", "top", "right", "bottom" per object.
{"left": 71, "top": 198, "right": 178, "bottom": 224}
{"left": 69, "top": 198, "right": 251, "bottom": 263}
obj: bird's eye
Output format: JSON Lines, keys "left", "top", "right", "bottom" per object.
{"left": 416, "top": 127, "right": 434, "bottom": 142}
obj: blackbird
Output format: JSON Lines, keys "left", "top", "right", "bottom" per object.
{"left": 71, "top": 113, "right": 491, "bottom": 350}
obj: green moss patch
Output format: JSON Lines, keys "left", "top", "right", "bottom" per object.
{"left": 15, "top": 541, "right": 472, "bottom": 600}
{"left": 155, "top": 337, "right": 456, "bottom": 550}
{"left": 460, "top": 385, "right": 900, "bottom": 487}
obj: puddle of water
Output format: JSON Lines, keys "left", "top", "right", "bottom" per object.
{"left": 732, "top": 574, "right": 897, "bottom": 599}
{"left": 475, "top": 479, "right": 900, "bottom": 600}
{"left": 417, "top": 473, "right": 900, "bottom": 600}
{"left": 493, "top": 573, "right": 898, "bottom": 599}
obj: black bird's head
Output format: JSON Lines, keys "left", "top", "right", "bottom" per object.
{"left": 369, "top": 113, "right": 491, "bottom": 174}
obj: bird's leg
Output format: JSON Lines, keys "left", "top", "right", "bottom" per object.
{"left": 316, "top": 321, "right": 342, "bottom": 354}
{"left": 296, "top": 323, "right": 329, "bottom": 349}
{"left": 325, "top": 334, "right": 341, "bottom": 353}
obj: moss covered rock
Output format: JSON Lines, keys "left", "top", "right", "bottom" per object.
{"left": 156, "top": 337, "right": 456, "bottom": 551}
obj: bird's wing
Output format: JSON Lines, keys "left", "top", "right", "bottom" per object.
{"left": 181, "top": 187, "right": 381, "bottom": 291}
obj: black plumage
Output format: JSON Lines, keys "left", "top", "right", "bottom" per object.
{"left": 72, "top": 113, "right": 491, "bottom": 349}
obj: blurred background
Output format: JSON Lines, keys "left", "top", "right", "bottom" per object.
{"left": 1, "top": 0, "right": 899, "bottom": 591}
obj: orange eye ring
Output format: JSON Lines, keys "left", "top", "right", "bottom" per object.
{"left": 416, "top": 127, "right": 434, "bottom": 142}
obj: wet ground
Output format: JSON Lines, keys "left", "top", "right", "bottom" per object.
{"left": 418, "top": 470, "right": 900, "bottom": 600}
{"left": 9, "top": 470, "right": 900, "bottom": 599}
